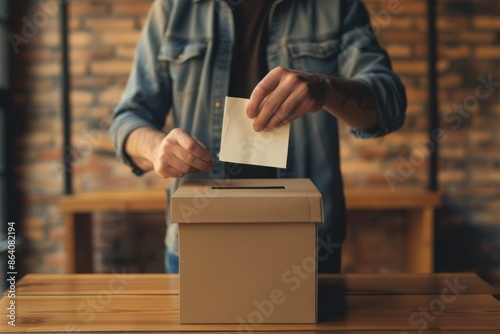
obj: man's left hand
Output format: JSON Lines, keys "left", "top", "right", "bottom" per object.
{"left": 246, "top": 67, "right": 328, "bottom": 132}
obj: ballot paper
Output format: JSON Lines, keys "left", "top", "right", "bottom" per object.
{"left": 219, "top": 97, "right": 290, "bottom": 169}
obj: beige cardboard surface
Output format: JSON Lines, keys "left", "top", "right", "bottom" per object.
{"left": 179, "top": 222, "right": 317, "bottom": 324}
{"left": 170, "top": 178, "right": 324, "bottom": 224}
{"left": 174, "top": 178, "right": 322, "bottom": 324}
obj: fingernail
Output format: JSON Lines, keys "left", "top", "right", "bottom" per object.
{"left": 263, "top": 126, "right": 271, "bottom": 132}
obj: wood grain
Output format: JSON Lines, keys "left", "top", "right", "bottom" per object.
{"left": 3, "top": 274, "right": 178, "bottom": 296}
{"left": 60, "top": 188, "right": 443, "bottom": 213}
{"left": 1, "top": 273, "right": 498, "bottom": 333}
{"left": 0, "top": 294, "right": 498, "bottom": 332}
{"left": 6, "top": 273, "right": 495, "bottom": 296}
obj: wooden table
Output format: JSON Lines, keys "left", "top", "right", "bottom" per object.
{"left": 60, "top": 188, "right": 443, "bottom": 273}
{"left": 1, "top": 273, "right": 498, "bottom": 333}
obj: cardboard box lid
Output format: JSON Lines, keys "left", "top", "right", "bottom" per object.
{"left": 170, "top": 178, "right": 324, "bottom": 224}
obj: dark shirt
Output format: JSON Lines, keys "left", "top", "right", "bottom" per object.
{"left": 225, "top": 0, "right": 277, "bottom": 179}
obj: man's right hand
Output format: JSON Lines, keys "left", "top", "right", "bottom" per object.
{"left": 124, "top": 127, "right": 213, "bottom": 179}
{"left": 153, "top": 128, "right": 214, "bottom": 178}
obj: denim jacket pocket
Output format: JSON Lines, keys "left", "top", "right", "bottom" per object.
{"left": 287, "top": 39, "right": 339, "bottom": 74}
{"left": 158, "top": 38, "right": 208, "bottom": 93}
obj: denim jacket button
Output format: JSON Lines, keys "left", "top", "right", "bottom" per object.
{"left": 215, "top": 101, "right": 222, "bottom": 108}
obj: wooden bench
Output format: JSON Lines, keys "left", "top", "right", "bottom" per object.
{"left": 60, "top": 188, "right": 443, "bottom": 273}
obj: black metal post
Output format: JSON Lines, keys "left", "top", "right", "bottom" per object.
{"left": 5, "top": 0, "right": 13, "bottom": 221}
{"left": 61, "top": 2, "right": 72, "bottom": 195}
{"left": 428, "top": 0, "right": 439, "bottom": 191}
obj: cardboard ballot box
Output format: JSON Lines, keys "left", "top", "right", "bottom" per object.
{"left": 170, "top": 178, "right": 323, "bottom": 324}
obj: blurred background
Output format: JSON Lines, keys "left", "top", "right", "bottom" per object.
{"left": 0, "top": 0, "right": 499, "bottom": 289}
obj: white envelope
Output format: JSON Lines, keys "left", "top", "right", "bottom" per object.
{"left": 219, "top": 97, "right": 290, "bottom": 169}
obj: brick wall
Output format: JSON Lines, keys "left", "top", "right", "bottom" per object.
{"left": 11, "top": 0, "right": 500, "bottom": 287}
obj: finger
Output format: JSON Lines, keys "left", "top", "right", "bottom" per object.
{"left": 168, "top": 153, "right": 199, "bottom": 174}
{"left": 193, "top": 137, "right": 209, "bottom": 150}
{"left": 155, "top": 161, "right": 186, "bottom": 179}
{"left": 252, "top": 84, "right": 293, "bottom": 132}
{"left": 173, "top": 144, "right": 214, "bottom": 172}
{"left": 246, "top": 67, "right": 284, "bottom": 119}
{"left": 262, "top": 91, "right": 302, "bottom": 131}
{"left": 177, "top": 130, "right": 213, "bottom": 162}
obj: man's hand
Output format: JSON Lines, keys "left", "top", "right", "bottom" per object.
{"left": 125, "top": 127, "right": 213, "bottom": 178}
{"left": 246, "top": 67, "right": 328, "bottom": 132}
{"left": 153, "top": 128, "right": 213, "bottom": 178}
{"left": 246, "top": 66, "right": 380, "bottom": 133}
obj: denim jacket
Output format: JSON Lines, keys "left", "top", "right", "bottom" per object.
{"left": 110, "top": 0, "right": 407, "bottom": 267}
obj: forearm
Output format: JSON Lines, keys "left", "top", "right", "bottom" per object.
{"left": 322, "top": 76, "right": 379, "bottom": 130}
{"left": 124, "top": 127, "right": 167, "bottom": 172}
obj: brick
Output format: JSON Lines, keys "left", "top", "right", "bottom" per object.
{"left": 28, "top": 90, "right": 60, "bottom": 106}
{"left": 471, "top": 170, "right": 500, "bottom": 183}
{"left": 24, "top": 218, "right": 45, "bottom": 229}
{"left": 100, "top": 32, "right": 141, "bottom": 46}
{"left": 475, "top": 47, "right": 500, "bottom": 59}
{"left": 45, "top": 253, "right": 67, "bottom": 268}
{"left": 73, "top": 162, "right": 111, "bottom": 174}
{"left": 88, "top": 106, "right": 112, "bottom": 120}
{"left": 392, "top": 61, "right": 427, "bottom": 74}
{"left": 439, "top": 170, "right": 465, "bottom": 185}
{"left": 70, "top": 32, "right": 95, "bottom": 47}
{"left": 341, "top": 160, "right": 382, "bottom": 173}
{"left": 37, "top": 149, "right": 62, "bottom": 160}
{"left": 382, "top": 18, "right": 414, "bottom": 30}
{"left": 439, "top": 45, "right": 471, "bottom": 59}
{"left": 379, "top": 31, "right": 424, "bottom": 43}
{"left": 385, "top": 45, "right": 412, "bottom": 58}
{"left": 18, "top": 49, "right": 56, "bottom": 61}
{"left": 72, "top": 76, "right": 113, "bottom": 89}
{"left": 27, "top": 63, "right": 60, "bottom": 77}
{"left": 441, "top": 32, "right": 496, "bottom": 44}
{"left": 440, "top": 146, "right": 466, "bottom": 159}
{"left": 113, "top": 3, "right": 152, "bottom": 15}
{"left": 91, "top": 61, "right": 132, "bottom": 75}
{"left": 414, "top": 44, "right": 428, "bottom": 57}
{"left": 69, "top": 62, "right": 88, "bottom": 76}
{"left": 85, "top": 18, "right": 136, "bottom": 31}
{"left": 472, "top": 16, "right": 500, "bottom": 29}
{"left": 16, "top": 161, "right": 59, "bottom": 177}
{"left": 400, "top": 1, "right": 426, "bottom": 14}
{"left": 97, "top": 86, "right": 124, "bottom": 105}
{"left": 31, "top": 32, "right": 60, "bottom": 47}
{"left": 438, "top": 73, "right": 462, "bottom": 88}
{"left": 116, "top": 46, "right": 137, "bottom": 59}
{"left": 138, "top": 17, "right": 148, "bottom": 29}
{"left": 362, "top": 174, "right": 394, "bottom": 186}
{"left": 25, "top": 227, "right": 45, "bottom": 242}
{"left": 437, "top": 60, "right": 451, "bottom": 72}
{"left": 70, "top": 3, "right": 109, "bottom": 16}
{"left": 356, "top": 146, "right": 390, "bottom": 159}
{"left": 405, "top": 88, "right": 428, "bottom": 101}
{"left": 15, "top": 78, "right": 55, "bottom": 91}
{"left": 70, "top": 18, "right": 82, "bottom": 31}
{"left": 438, "top": 17, "right": 469, "bottom": 30}
{"left": 469, "top": 131, "right": 494, "bottom": 145}
{"left": 70, "top": 48, "right": 113, "bottom": 62}
{"left": 71, "top": 90, "right": 95, "bottom": 106}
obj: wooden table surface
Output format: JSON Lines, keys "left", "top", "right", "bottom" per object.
{"left": 1, "top": 273, "right": 499, "bottom": 333}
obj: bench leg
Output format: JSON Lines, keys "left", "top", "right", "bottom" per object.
{"left": 406, "top": 207, "right": 434, "bottom": 273}
{"left": 64, "top": 213, "right": 93, "bottom": 273}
